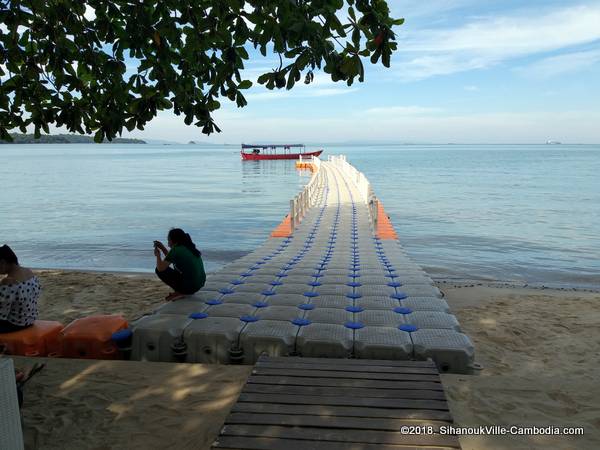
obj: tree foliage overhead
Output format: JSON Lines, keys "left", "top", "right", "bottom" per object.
{"left": 0, "top": 0, "right": 403, "bottom": 142}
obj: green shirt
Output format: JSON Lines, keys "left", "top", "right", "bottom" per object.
{"left": 165, "top": 245, "right": 206, "bottom": 293}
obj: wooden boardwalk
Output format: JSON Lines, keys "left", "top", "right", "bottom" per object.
{"left": 212, "top": 355, "right": 461, "bottom": 450}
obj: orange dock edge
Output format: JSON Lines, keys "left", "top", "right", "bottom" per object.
{"left": 295, "top": 161, "right": 317, "bottom": 172}
{"left": 271, "top": 214, "right": 292, "bottom": 237}
{"left": 376, "top": 202, "right": 399, "bottom": 240}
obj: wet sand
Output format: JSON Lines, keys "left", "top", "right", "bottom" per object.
{"left": 7, "top": 270, "right": 600, "bottom": 449}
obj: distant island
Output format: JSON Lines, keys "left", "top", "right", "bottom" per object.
{"left": 1, "top": 133, "right": 146, "bottom": 144}
{"left": 186, "top": 140, "right": 234, "bottom": 146}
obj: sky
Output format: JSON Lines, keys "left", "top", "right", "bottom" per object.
{"left": 62, "top": 1, "right": 600, "bottom": 143}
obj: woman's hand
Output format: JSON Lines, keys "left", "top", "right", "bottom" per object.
{"left": 155, "top": 248, "right": 170, "bottom": 272}
{"left": 154, "top": 240, "right": 168, "bottom": 253}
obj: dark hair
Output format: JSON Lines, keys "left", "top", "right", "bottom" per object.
{"left": 168, "top": 228, "right": 201, "bottom": 257}
{"left": 0, "top": 245, "right": 19, "bottom": 265}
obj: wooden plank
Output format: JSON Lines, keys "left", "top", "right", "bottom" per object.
{"left": 237, "top": 393, "right": 449, "bottom": 411}
{"left": 231, "top": 402, "right": 454, "bottom": 421}
{"left": 225, "top": 412, "right": 446, "bottom": 432}
{"left": 213, "top": 436, "right": 448, "bottom": 450}
{"left": 220, "top": 424, "right": 460, "bottom": 448}
{"left": 255, "top": 361, "right": 439, "bottom": 375}
{"left": 247, "top": 375, "right": 444, "bottom": 391}
{"left": 257, "top": 355, "right": 436, "bottom": 369}
{"left": 242, "top": 384, "right": 446, "bottom": 400}
{"left": 252, "top": 367, "right": 440, "bottom": 382}
{"left": 255, "top": 360, "right": 438, "bottom": 374}
{"left": 214, "top": 357, "right": 460, "bottom": 449}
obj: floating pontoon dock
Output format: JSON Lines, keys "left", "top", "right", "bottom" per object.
{"left": 130, "top": 155, "right": 475, "bottom": 374}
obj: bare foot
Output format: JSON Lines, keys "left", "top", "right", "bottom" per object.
{"left": 165, "top": 292, "right": 186, "bottom": 301}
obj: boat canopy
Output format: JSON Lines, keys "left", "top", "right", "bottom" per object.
{"left": 241, "top": 143, "right": 305, "bottom": 150}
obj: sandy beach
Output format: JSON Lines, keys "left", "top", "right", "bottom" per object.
{"left": 6, "top": 270, "right": 599, "bottom": 449}
{"left": 15, "top": 356, "right": 251, "bottom": 450}
{"left": 30, "top": 269, "right": 168, "bottom": 324}
{"left": 440, "top": 283, "right": 600, "bottom": 450}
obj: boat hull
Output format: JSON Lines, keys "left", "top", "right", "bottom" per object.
{"left": 241, "top": 150, "right": 323, "bottom": 161}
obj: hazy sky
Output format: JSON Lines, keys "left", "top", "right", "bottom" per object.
{"left": 82, "top": 2, "right": 600, "bottom": 143}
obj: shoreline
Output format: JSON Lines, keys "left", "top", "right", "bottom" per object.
{"left": 32, "top": 266, "right": 157, "bottom": 278}
{"left": 29, "top": 266, "right": 600, "bottom": 293}
{"left": 435, "top": 278, "right": 600, "bottom": 293}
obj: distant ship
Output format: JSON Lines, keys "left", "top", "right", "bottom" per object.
{"left": 546, "top": 140, "right": 562, "bottom": 145}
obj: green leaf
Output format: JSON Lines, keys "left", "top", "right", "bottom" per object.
{"left": 348, "top": 7, "right": 356, "bottom": 21}
{"left": 0, "top": 0, "right": 403, "bottom": 140}
{"left": 257, "top": 73, "right": 270, "bottom": 84}
{"left": 159, "top": 98, "right": 173, "bottom": 109}
{"left": 0, "top": 128, "right": 13, "bottom": 142}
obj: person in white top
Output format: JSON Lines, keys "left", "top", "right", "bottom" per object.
{"left": 0, "top": 245, "right": 41, "bottom": 334}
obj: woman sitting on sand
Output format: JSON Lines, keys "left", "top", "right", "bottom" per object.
{"left": 0, "top": 245, "right": 41, "bottom": 333}
{"left": 154, "top": 229, "right": 206, "bottom": 301}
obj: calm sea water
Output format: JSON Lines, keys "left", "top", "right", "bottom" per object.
{"left": 1, "top": 144, "right": 599, "bottom": 289}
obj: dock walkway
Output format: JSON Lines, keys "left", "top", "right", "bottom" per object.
{"left": 212, "top": 355, "right": 461, "bottom": 449}
{"left": 130, "top": 156, "right": 474, "bottom": 373}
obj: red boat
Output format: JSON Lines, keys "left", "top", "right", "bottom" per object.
{"left": 241, "top": 143, "right": 323, "bottom": 160}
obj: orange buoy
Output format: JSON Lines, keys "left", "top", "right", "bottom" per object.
{"left": 58, "top": 315, "right": 128, "bottom": 359}
{"left": 0, "top": 320, "right": 64, "bottom": 357}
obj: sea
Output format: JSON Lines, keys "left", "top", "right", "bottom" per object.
{"left": 1, "top": 144, "right": 599, "bottom": 289}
